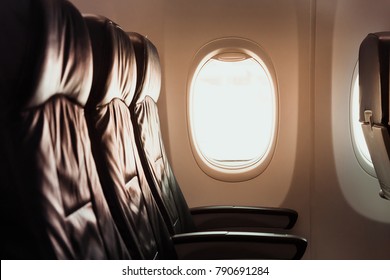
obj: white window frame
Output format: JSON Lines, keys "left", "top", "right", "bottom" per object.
{"left": 187, "top": 37, "right": 279, "bottom": 182}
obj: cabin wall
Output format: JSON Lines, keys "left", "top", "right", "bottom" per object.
{"left": 71, "top": 0, "right": 390, "bottom": 259}
{"left": 162, "top": 0, "right": 312, "bottom": 258}
{"left": 314, "top": 0, "right": 390, "bottom": 259}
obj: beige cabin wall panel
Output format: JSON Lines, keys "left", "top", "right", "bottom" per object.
{"left": 162, "top": 0, "right": 312, "bottom": 244}
{"left": 70, "top": 0, "right": 165, "bottom": 55}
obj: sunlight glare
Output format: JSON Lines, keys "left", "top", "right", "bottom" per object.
{"left": 192, "top": 58, "right": 274, "bottom": 168}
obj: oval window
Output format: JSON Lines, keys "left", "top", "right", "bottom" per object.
{"left": 350, "top": 62, "right": 376, "bottom": 177}
{"left": 187, "top": 38, "right": 278, "bottom": 182}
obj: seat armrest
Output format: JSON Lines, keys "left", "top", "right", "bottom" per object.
{"left": 190, "top": 206, "right": 298, "bottom": 230}
{"left": 172, "top": 231, "right": 307, "bottom": 260}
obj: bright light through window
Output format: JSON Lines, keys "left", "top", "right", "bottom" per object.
{"left": 351, "top": 74, "right": 373, "bottom": 165}
{"left": 191, "top": 57, "right": 275, "bottom": 168}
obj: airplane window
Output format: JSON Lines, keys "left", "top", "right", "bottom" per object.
{"left": 188, "top": 38, "right": 278, "bottom": 181}
{"left": 350, "top": 63, "right": 376, "bottom": 177}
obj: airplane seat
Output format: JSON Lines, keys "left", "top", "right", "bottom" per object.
{"left": 359, "top": 32, "right": 390, "bottom": 200}
{"left": 129, "top": 33, "right": 199, "bottom": 234}
{"left": 0, "top": 0, "right": 131, "bottom": 259}
{"left": 83, "top": 19, "right": 307, "bottom": 259}
{"left": 83, "top": 15, "right": 177, "bottom": 259}
{"left": 128, "top": 32, "right": 301, "bottom": 234}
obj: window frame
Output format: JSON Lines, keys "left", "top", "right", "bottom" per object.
{"left": 349, "top": 61, "right": 377, "bottom": 178}
{"left": 187, "top": 37, "right": 279, "bottom": 182}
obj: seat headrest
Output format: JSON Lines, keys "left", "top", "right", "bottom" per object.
{"left": 129, "top": 32, "right": 162, "bottom": 104}
{"left": 359, "top": 32, "right": 390, "bottom": 125}
{"left": 84, "top": 15, "right": 137, "bottom": 108}
{"left": 0, "top": 0, "right": 93, "bottom": 111}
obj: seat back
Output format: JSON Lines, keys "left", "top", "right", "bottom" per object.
{"left": 359, "top": 32, "right": 390, "bottom": 200}
{"left": 0, "top": 0, "right": 130, "bottom": 259}
{"left": 129, "top": 33, "right": 196, "bottom": 234}
{"left": 84, "top": 16, "right": 176, "bottom": 259}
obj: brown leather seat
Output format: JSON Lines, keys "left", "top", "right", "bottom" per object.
{"left": 84, "top": 15, "right": 176, "bottom": 259}
{"left": 0, "top": 0, "right": 130, "bottom": 259}
{"left": 359, "top": 32, "right": 390, "bottom": 200}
